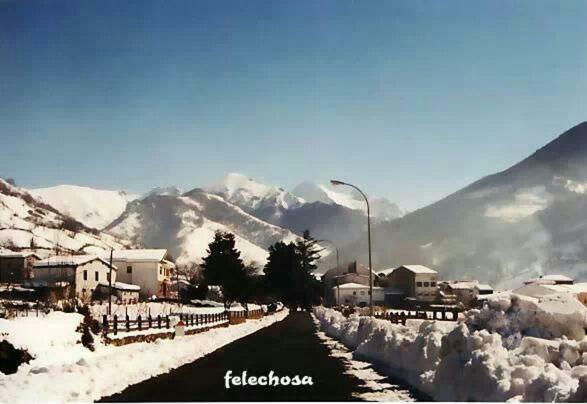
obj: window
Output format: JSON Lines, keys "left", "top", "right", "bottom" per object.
{"left": 360, "top": 291, "right": 366, "bottom": 295}
{"left": 416, "top": 281, "right": 423, "bottom": 287}
{"left": 159, "top": 268, "right": 162, "bottom": 275}
{"left": 127, "top": 266, "right": 132, "bottom": 274}
{"left": 95, "top": 271, "right": 99, "bottom": 281}
{"left": 424, "top": 282, "right": 430, "bottom": 287}
{"left": 83, "top": 270, "right": 87, "bottom": 280}
{"left": 353, "top": 291, "right": 356, "bottom": 295}
{"left": 431, "top": 282, "right": 436, "bottom": 287}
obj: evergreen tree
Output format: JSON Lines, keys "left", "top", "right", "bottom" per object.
{"left": 295, "top": 230, "right": 322, "bottom": 274}
{"left": 201, "top": 231, "right": 247, "bottom": 309}
{"left": 264, "top": 230, "right": 323, "bottom": 311}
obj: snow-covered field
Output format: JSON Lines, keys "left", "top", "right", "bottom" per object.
{"left": 0, "top": 309, "right": 288, "bottom": 402}
{"left": 314, "top": 293, "right": 587, "bottom": 402}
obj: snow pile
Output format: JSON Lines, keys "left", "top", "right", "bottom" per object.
{"left": 314, "top": 306, "right": 587, "bottom": 402}
{"left": 0, "top": 312, "right": 87, "bottom": 369}
{"left": 0, "top": 309, "right": 288, "bottom": 402}
{"left": 465, "top": 292, "right": 587, "bottom": 344}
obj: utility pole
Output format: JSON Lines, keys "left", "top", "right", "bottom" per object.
{"left": 108, "top": 248, "right": 113, "bottom": 316}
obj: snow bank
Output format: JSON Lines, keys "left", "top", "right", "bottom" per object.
{"left": 0, "top": 309, "right": 288, "bottom": 402}
{"left": 314, "top": 306, "right": 587, "bottom": 402}
{"left": 465, "top": 292, "right": 587, "bottom": 344}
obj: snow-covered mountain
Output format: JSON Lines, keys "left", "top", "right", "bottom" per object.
{"left": 30, "top": 185, "right": 138, "bottom": 230}
{"left": 106, "top": 187, "right": 299, "bottom": 268}
{"left": 335, "top": 121, "right": 587, "bottom": 288}
{"left": 0, "top": 179, "right": 128, "bottom": 257}
{"left": 203, "top": 174, "right": 403, "bottom": 246}
{"left": 204, "top": 173, "right": 305, "bottom": 222}
{"left": 292, "top": 181, "right": 403, "bottom": 220}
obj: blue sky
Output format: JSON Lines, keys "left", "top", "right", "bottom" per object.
{"left": 1, "top": 0, "right": 586, "bottom": 210}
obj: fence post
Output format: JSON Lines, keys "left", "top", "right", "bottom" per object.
{"left": 103, "top": 314, "right": 108, "bottom": 332}
{"left": 126, "top": 314, "right": 130, "bottom": 332}
{"left": 148, "top": 315, "right": 152, "bottom": 329}
{"left": 138, "top": 315, "right": 142, "bottom": 331}
{"left": 166, "top": 315, "right": 170, "bottom": 329}
{"left": 114, "top": 315, "right": 118, "bottom": 335}
{"left": 157, "top": 315, "right": 161, "bottom": 329}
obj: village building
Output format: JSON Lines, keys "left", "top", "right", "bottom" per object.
{"left": 385, "top": 265, "right": 439, "bottom": 304}
{"left": 438, "top": 280, "right": 494, "bottom": 308}
{"left": 94, "top": 281, "right": 140, "bottom": 304}
{"left": 322, "top": 261, "right": 379, "bottom": 306}
{"left": 332, "top": 282, "right": 385, "bottom": 306}
{"left": 32, "top": 255, "right": 117, "bottom": 303}
{"left": 0, "top": 252, "right": 41, "bottom": 283}
{"left": 105, "top": 249, "right": 175, "bottom": 299}
{"left": 524, "top": 274, "right": 574, "bottom": 285}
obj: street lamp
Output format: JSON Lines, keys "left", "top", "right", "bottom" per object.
{"left": 331, "top": 179, "right": 373, "bottom": 316}
{"left": 316, "top": 239, "right": 340, "bottom": 306}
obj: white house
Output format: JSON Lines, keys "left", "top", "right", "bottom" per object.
{"left": 332, "top": 282, "right": 385, "bottom": 306}
{"left": 105, "top": 249, "right": 175, "bottom": 299}
{"left": 33, "top": 255, "right": 117, "bottom": 303}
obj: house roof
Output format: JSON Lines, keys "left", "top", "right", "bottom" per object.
{"left": 0, "top": 251, "right": 42, "bottom": 259}
{"left": 334, "top": 282, "right": 383, "bottom": 290}
{"left": 398, "top": 265, "right": 437, "bottom": 274}
{"left": 449, "top": 281, "right": 479, "bottom": 290}
{"left": 106, "top": 249, "right": 169, "bottom": 263}
{"left": 475, "top": 283, "right": 494, "bottom": 291}
{"left": 34, "top": 255, "right": 116, "bottom": 270}
{"left": 524, "top": 274, "right": 574, "bottom": 285}
{"left": 377, "top": 267, "right": 396, "bottom": 276}
{"left": 98, "top": 281, "right": 140, "bottom": 291}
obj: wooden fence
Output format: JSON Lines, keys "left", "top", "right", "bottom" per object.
{"left": 375, "top": 308, "right": 460, "bottom": 325}
{"left": 1, "top": 301, "right": 49, "bottom": 318}
{"left": 102, "top": 311, "right": 229, "bottom": 335}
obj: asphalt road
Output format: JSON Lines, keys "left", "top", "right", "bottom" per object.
{"left": 101, "top": 311, "right": 390, "bottom": 402}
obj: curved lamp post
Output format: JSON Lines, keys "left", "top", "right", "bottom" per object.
{"left": 330, "top": 180, "right": 373, "bottom": 316}
{"left": 317, "top": 239, "right": 340, "bottom": 306}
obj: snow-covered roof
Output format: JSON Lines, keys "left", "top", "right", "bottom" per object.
{"left": 398, "top": 265, "right": 437, "bottom": 274}
{"left": 34, "top": 255, "right": 116, "bottom": 269}
{"left": 475, "top": 283, "right": 494, "bottom": 291}
{"left": 449, "top": 281, "right": 479, "bottom": 290}
{"left": 335, "top": 282, "right": 383, "bottom": 290}
{"left": 107, "top": 249, "right": 168, "bottom": 263}
{"left": 377, "top": 267, "right": 396, "bottom": 276}
{"left": 98, "top": 281, "right": 140, "bottom": 291}
{"left": 524, "top": 274, "right": 574, "bottom": 285}
{"left": 0, "top": 251, "right": 41, "bottom": 259}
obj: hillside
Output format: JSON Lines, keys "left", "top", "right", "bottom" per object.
{"left": 0, "top": 179, "right": 127, "bottom": 257}
{"left": 30, "top": 185, "right": 138, "bottom": 230}
{"left": 106, "top": 188, "right": 299, "bottom": 267}
{"left": 335, "top": 122, "right": 587, "bottom": 287}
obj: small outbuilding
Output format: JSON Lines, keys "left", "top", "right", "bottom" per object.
{"left": 0, "top": 252, "right": 41, "bottom": 283}
{"left": 332, "top": 282, "right": 384, "bottom": 306}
